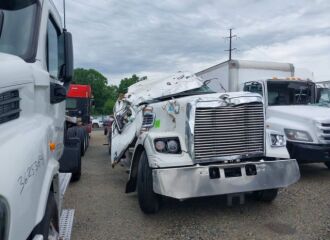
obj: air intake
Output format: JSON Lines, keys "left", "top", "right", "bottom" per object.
{"left": 142, "top": 112, "right": 155, "bottom": 128}
{"left": 0, "top": 90, "right": 21, "bottom": 124}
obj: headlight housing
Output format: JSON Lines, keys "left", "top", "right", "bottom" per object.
{"left": 154, "top": 137, "right": 182, "bottom": 154}
{"left": 270, "top": 133, "right": 286, "bottom": 147}
{"left": 284, "top": 129, "right": 313, "bottom": 142}
{"left": 0, "top": 198, "right": 8, "bottom": 240}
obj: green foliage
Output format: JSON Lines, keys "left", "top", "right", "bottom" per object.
{"left": 118, "top": 74, "right": 140, "bottom": 94}
{"left": 73, "top": 68, "right": 146, "bottom": 115}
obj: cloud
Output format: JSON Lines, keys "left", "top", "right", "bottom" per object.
{"left": 53, "top": 0, "right": 330, "bottom": 85}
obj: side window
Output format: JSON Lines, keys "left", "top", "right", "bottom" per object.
{"left": 244, "top": 81, "right": 263, "bottom": 96}
{"left": 47, "top": 17, "right": 60, "bottom": 78}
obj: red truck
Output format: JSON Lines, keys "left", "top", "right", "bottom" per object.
{"left": 66, "top": 84, "right": 93, "bottom": 134}
{"left": 59, "top": 84, "right": 93, "bottom": 181}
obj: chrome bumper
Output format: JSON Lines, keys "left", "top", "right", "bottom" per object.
{"left": 152, "top": 159, "right": 300, "bottom": 199}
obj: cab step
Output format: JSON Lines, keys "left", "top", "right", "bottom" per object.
{"left": 59, "top": 209, "right": 75, "bottom": 240}
{"left": 59, "top": 173, "right": 71, "bottom": 201}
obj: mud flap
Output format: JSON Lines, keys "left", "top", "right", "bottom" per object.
{"left": 59, "top": 137, "right": 80, "bottom": 173}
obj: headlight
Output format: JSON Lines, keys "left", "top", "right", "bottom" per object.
{"left": 284, "top": 129, "right": 313, "bottom": 142}
{"left": 270, "top": 134, "right": 286, "bottom": 147}
{"left": 0, "top": 198, "right": 8, "bottom": 240}
{"left": 154, "top": 138, "right": 181, "bottom": 154}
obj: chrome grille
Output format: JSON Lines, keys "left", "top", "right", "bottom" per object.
{"left": 318, "top": 123, "right": 330, "bottom": 143}
{"left": 0, "top": 90, "right": 21, "bottom": 124}
{"left": 194, "top": 102, "right": 264, "bottom": 162}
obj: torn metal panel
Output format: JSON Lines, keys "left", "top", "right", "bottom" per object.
{"left": 125, "top": 72, "right": 204, "bottom": 105}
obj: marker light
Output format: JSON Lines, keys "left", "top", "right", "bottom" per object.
{"left": 49, "top": 142, "right": 56, "bottom": 152}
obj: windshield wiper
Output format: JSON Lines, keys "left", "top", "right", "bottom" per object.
{"left": 0, "top": 10, "right": 4, "bottom": 38}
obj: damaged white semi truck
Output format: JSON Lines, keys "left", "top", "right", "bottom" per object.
{"left": 111, "top": 72, "right": 300, "bottom": 214}
{"left": 0, "top": 0, "right": 76, "bottom": 239}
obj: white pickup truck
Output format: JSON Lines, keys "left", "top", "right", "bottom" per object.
{"left": 197, "top": 60, "right": 330, "bottom": 169}
{"left": 0, "top": 0, "right": 76, "bottom": 239}
{"left": 111, "top": 72, "right": 300, "bottom": 214}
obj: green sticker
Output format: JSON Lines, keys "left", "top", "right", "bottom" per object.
{"left": 154, "top": 119, "right": 161, "bottom": 128}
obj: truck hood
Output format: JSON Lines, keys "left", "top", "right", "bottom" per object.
{"left": 268, "top": 105, "right": 330, "bottom": 122}
{"left": 125, "top": 72, "right": 204, "bottom": 105}
{"left": 0, "top": 53, "right": 33, "bottom": 89}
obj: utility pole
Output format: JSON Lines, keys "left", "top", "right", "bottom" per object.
{"left": 225, "top": 28, "right": 237, "bottom": 61}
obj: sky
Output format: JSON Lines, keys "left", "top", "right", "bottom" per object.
{"left": 53, "top": 0, "right": 330, "bottom": 85}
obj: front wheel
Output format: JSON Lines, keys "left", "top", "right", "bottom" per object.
{"left": 137, "top": 151, "right": 160, "bottom": 214}
{"left": 92, "top": 123, "right": 99, "bottom": 128}
{"left": 325, "top": 162, "right": 330, "bottom": 169}
{"left": 31, "top": 193, "right": 59, "bottom": 239}
{"left": 253, "top": 189, "right": 278, "bottom": 202}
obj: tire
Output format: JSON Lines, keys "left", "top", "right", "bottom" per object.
{"left": 253, "top": 189, "right": 278, "bottom": 202}
{"left": 67, "top": 127, "right": 86, "bottom": 156}
{"left": 71, "top": 141, "right": 82, "bottom": 182}
{"left": 67, "top": 127, "right": 76, "bottom": 138}
{"left": 325, "top": 162, "right": 330, "bottom": 169}
{"left": 76, "top": 128, "right": 86, "bottom": 156}
{"left": 85, "top": 130, "right": 90, "bottom": 148}
{"left": 137, "top": 151, "right": 160, "bottom": 214}
{"left": 92, "top": 123, "right": 99, "bottom": 128}
{"left": 104, "top": 127, "right": 108, "bottom": 136}
{"left": 31, "top": 193, "right": 59, "bottom": 239}
{"left": 108, "top": 133, "right": 111, "bottom": 155}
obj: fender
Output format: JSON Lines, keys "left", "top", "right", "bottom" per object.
{"left": 34, "top": 160, "right": 59, "bottom": 228}
{"left": 125, "top": 132, "right": 149, "bottom": 193}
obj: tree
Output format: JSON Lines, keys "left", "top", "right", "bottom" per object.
{"left": 72, "top": 69, "right": 146, "bottom": 115}
{"left": 103, "top": 85, "right": 119, "bottom": 114}
{"left": 118, "top": 74, "right": 146, "bottom": 94}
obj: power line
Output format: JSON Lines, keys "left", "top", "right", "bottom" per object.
{"left": 224, "top": 28, "right": 237, "bottom": 61}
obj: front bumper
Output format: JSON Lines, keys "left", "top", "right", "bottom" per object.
{"left": 287, "top": 141, "right": 330, "bottom": 163}
{"left": 152, "top": 159, "right": 299, "bottom": 200}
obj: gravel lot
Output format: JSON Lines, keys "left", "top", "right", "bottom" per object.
{"left": 64, "top": 130, "right": 330, "bottom": 240}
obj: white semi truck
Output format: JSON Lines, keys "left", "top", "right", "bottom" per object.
{"left": 0, "top": 0, "right": 77, "bottom": 239}
{"left": 111, "top": 72, "right": 300, "bottom": 214}
{"left": 316, "top": 81, "right": 330, "bottom": 106}
{"left": 197, "top": 60, "right": 330, "bottom": 169}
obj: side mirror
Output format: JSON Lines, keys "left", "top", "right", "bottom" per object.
{"left": 50, "top": 83, "right": 67, "bottom": 104}
{"left": 59, "top": 31, "right": 74, "bottom": 83}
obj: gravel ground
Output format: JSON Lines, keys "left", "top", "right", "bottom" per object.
{"left": 64, "top": 130, "right": 330, "bottom": 240}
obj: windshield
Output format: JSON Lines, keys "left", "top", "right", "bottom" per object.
{"left": 0, "top": 3, "right": 37, "bottom": 60}
{"left": 316, "top": 88, "right": 330, "bottom": 106}
{"left": 267, "top": 80, "right": 315, "bottom": 106}
{"left": 66, "top": 98, "right": 77, "bottom": 109}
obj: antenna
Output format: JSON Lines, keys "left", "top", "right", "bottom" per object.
{"left": 63, "top": 0, "right": 66, "bottom": 30}
{"left": 225, "top": 28, "right": 237, "bottom": 61}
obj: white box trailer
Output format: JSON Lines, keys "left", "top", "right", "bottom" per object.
{"left": 196, "top": 60, "right": 294, "bottom": 94}
{"left": 197, "top": 60, "right": 330, "bottom": 168}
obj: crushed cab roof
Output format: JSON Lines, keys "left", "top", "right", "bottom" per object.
{"left": 125, "top": 72, "right": 204, "bottom": 105}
